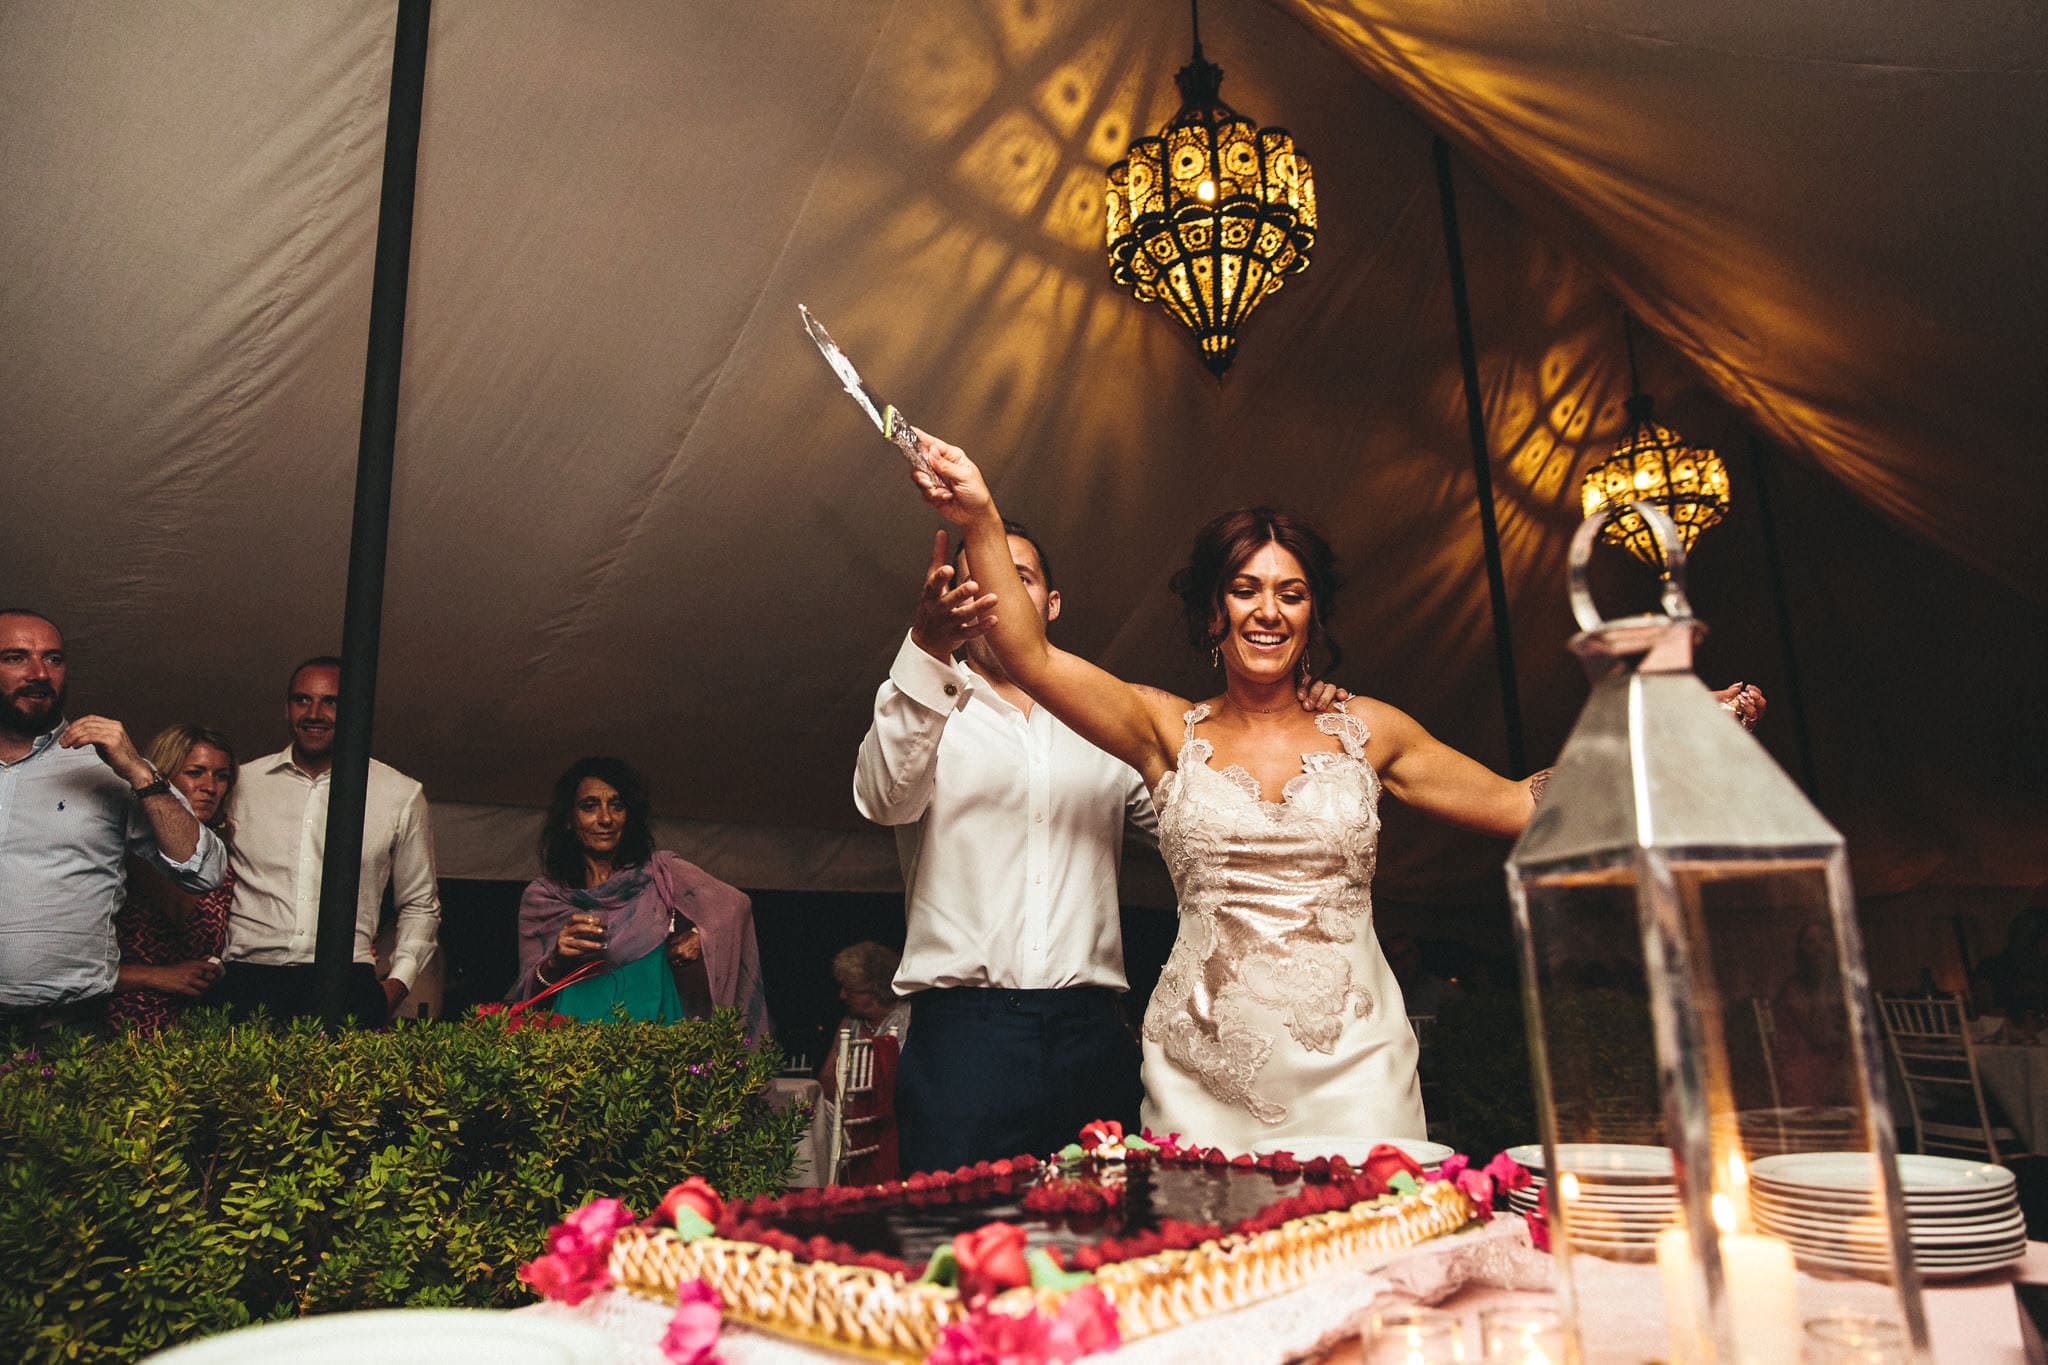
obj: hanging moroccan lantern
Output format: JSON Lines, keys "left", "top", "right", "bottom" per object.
{"left": 1106, "top": 2, "right": 1315, "bottom": 376}
{"left": 1580, "top": 392, "right": 1732, "bottom": 569}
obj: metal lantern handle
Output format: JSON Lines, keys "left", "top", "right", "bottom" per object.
{"left": 1568, "top": 500, "right": 1695, "bottom": 632}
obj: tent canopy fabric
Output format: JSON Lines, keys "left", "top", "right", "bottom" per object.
{"left": 3, "top": 0, "right": 2042, "bottom": 904}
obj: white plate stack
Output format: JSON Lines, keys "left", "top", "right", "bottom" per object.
{"left": 1500, "top": 1143, "right": 1679, "bottom": 1256}
{"left": 1750, "top": 1153, "right": 2027, "bottom": 1280}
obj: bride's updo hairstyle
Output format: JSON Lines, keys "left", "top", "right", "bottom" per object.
{"left": 1170, "top": 506, "right": 1345, "bottom": 679}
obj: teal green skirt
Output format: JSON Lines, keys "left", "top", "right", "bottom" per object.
{"left": 552, "top": 950, "right": 688, "bottom": 1024}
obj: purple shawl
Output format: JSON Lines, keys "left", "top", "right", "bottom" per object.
{"left": 516, "top": 850, "right": 770, "bottom": 1035}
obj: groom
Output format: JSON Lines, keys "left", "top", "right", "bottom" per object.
{"left": 854, "top": 526, "right": 1155, "bottom": 1172}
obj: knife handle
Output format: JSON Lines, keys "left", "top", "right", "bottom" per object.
{"left": 883, "top": 407, "right": 933, "bottom": 475}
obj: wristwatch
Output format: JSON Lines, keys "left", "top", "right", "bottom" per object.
{"left": 132, "top": 765, "right": 171, "bottom": 801}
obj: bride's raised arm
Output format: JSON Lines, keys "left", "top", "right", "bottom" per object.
{"left": 1361, "top": 682, "right": 1765, "bottom": 839}
{"left": 911, "top": 434, "right": 1180, "bottom": 786}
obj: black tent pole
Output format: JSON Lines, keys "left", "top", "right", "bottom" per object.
{"left": 1431, "top": 136, "right": 1527, "bottom": 776}
{"left": 1746, "top": 435, "right": 1820, "bottom": 797}
{"left": 317, "top": 0, "right": 432, "bottom": 1027}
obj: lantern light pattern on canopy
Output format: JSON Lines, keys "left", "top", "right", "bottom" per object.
{"left": 1106, "top": 6, "right": 1315, "bottom": 376}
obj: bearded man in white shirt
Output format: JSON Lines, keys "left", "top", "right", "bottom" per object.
{"left": 218, "top": 656, "right": 440, "bottom": 1027}
{"left": 0, "top": 608, "right": 228, "bottom": 1031}
{"left": 855, "top": 524, "right": 1156, "bottom": 1172}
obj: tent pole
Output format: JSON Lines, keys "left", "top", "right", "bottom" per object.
{"left": 317, "top": 0, "right": 433, "bottom": 1027}
{"left": 1431, "top": 136, "right": 1527, "bottom": 775}
{"left": 1746, "top": 435, "right": 1820, "bottom": 796}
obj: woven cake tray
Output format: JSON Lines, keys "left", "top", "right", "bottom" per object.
{"left": 608, "top": 1178, "right": 1475, "bottom": 1361}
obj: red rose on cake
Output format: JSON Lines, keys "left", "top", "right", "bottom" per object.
{"left": 1360, "top": 1143, "right": 1424, "bottom": 1189}
{"left": 953, "top": 1221, "right": 1032, "bottom": 1303}
{"left": 1077, "top": 1119, "right": 1123, "bottom": 1152}
{"left": 657, "top": 1176, "right": 724, "bottom": 1230}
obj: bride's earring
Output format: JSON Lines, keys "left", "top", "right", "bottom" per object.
{"left": 1210, "top": 644, "right": 1222, "bottom": 669}
{"left": 1297, "top": 653, "right": 1311, "bottom": 686}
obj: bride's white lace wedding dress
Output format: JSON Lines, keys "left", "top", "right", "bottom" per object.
{"left": 1140, "top": 703, "right": 1426, "bottom": 1151}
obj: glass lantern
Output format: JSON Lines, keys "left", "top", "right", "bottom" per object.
{"left": 1505, "top": 502, "right": 1929, "bottom": 1364}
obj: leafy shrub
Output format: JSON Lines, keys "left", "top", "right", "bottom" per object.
{"left": 0, "top": 1008, "right": 806, "bottom": 1364}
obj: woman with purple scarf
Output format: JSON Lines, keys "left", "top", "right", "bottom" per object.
{"left": 516, "top": 756, "right": 770, "bottom": 1032}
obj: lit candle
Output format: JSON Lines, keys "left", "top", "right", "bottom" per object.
{"left": 1721, "top": 1231, "right": 1800, "bottom": 1363}
{"left": 1655, "top": 1225, "right": 1801, "bottom": 1365}
{"left": 1656, "top": 1226, "right": 1705, "bottom": 1365}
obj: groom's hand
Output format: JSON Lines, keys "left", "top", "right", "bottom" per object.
{"left": 910, "top": 531, "right": 999, "bottom": 662}
{"left": 1298, "top": 678, "right": 1353, "bottom": 712}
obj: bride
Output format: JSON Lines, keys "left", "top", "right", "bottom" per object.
{"left": 905, "top": 433, "right": 1763, "bottom": 1153}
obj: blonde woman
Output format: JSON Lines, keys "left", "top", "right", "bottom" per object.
{"left": 109, "top": 724, "right": 237, "bottom": 1032}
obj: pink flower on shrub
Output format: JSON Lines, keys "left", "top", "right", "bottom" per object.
{"left": 660, "top": 1278, "right": 725, "bottom": 1364}
{"left": 519, "top": 1197, "right": 637, "bottom": 1305}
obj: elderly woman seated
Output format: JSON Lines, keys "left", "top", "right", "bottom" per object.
{"left": 515, "top": 756, "right": 769, "bottom": 1032}
{"left": 819, "top": 940, "right": 908, "bottom": 1099}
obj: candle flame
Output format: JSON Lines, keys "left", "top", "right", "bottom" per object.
{"left": 1558, "top": 1171, "right": 1581, "bottom": 1202}
{"left": 1712, "top": 1191, "right": 1736, "bottom": 1233}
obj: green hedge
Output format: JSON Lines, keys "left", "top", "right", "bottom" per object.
{"left": 0, "top": 1009, "right": 806, "bottom": 1364}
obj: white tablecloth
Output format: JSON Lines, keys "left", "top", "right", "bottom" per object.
{"left": 766, "top": 1076, "right": 829, "bottom": 1188}
{"left": 1977, "top": 1044, "right": 2048, "bottom": 1153}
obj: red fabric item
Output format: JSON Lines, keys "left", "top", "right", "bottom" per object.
{"left": 838, "top": 1033, "right": 900, "bottom": 1184}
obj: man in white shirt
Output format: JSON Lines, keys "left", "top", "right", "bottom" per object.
{"left": 0, "top": 608, "right": 227, "bottom": 1030}
{"left": 854, "top": 526, "right": 1159, "bottom": 1171}
{"left": 219, "top": 656, "right": 439, "bottom": 1026}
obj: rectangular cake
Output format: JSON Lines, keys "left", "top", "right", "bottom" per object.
{"left": 606, "top": 1131, "right": 1480, "bottom": 1361}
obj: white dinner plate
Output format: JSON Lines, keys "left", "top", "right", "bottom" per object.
{"left": 1562, "top": 1230, "right": 1663, "bottom": 1255}
{"left": 1555, "top": 1212, "right": 1675, "bottom": 1229}
{"left": 1252, "top": 1136, "right": 1454, "bottom": 1168}
{"left": 141, "top": 1310, "right": 620, "bottom": 1364}
{"left": 1744, "top": 1178, "right": 2015, "bottom": 1211}
{"left": 1503, "top": 1143, "right": 1675, "bottom": 1182}
{"left": 1787, "top": 1239, "right": 2027, "bottom": 1278}
{"left": 1751, "top": 1152, "right": 2016, "bottom": 1197}
{"left": 1507, "top": 1186, "right": 1681, "bottom": 1215}
{"left": 1754, "top": 1197, "right": 2022, "bottom": 1235}
{"left": 1757, "top": 1208, "right": 2027, "bottom": 1249}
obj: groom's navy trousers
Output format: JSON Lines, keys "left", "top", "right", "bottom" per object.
{"left": 896, "top": 984, "right": 1142, "bottom": 1173}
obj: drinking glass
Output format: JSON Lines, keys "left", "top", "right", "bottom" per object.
{"left": 1479, "top": 1306, "right": 1565, "bottom": 1364}
{"left": 1804, "top": 1314, "right": 1909, "bottom": 1364}
{"left": 1364, "top": 1306, "right": 1465, "bottom": 1363}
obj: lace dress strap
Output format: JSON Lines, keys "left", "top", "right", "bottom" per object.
{"left": 1181, "top": 703, "right": 1213, "bottom": 744}
{"left": 1315, "top": 706, "right": 1370, "bottom": 759}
